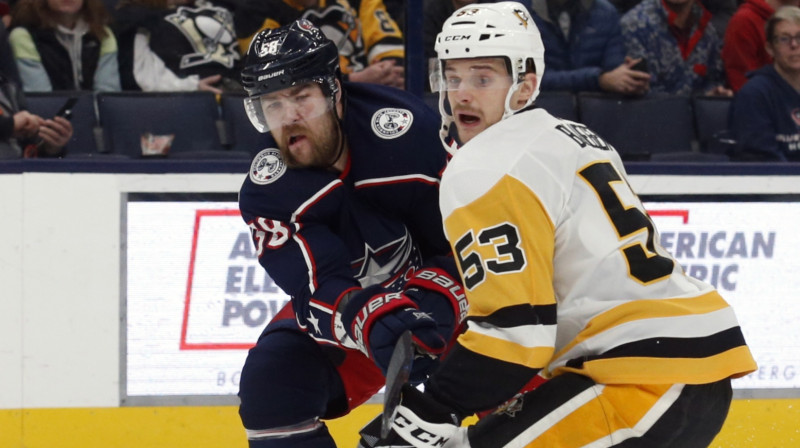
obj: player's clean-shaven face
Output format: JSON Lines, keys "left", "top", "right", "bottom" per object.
{"left": 768, "top": 20, "right": 800, "bottom": 75}
{"left": 262, "top": 83, "right": 340, "bottom": 169}
{"left": 444, "top": 58, "right": 514, "bottom": 145}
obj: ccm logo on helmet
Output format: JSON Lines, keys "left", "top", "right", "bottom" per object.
{"left": 444, "top": 35, "right": 471, "bottom": 41}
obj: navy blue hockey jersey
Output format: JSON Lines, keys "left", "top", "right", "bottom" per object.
{"left": 238, "top": 82, "right": 449, "bottom": 347}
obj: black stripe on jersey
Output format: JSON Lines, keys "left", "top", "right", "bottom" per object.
{"left": 565, "top": 328, "right": 748, "bottom": 368}
{"left": 469, "top": 303, "right": 557, "bottom": 328}
{"left": 429, "top": 343, "right": 541, "bottom": 415}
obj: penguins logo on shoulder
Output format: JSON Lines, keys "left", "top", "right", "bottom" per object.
{"left": 371, "top": 108, "right": 413, "bottom": 139}
{"left": 250, "top": 148, "right": 287, "bottom": 185}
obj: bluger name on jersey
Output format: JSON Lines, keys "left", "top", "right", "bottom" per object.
{"left": 556, "top": 123, "right": 610, "bottom": 151}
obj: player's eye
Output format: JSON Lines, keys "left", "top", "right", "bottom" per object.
{"left": 476, "top": 76, "right": 492, "bottom": 87}
{"left": 264, "top": 100, "right": 282, "bottom": 112}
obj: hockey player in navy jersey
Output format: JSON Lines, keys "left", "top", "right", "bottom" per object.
{"left": 236, "top": 19, "right": 466, "bottom": 448}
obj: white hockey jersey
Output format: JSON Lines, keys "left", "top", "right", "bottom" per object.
{"left": 431, "top": 107, "right": 756, "bottom": 413}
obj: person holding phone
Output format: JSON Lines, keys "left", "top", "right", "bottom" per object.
{"left": 8, "top": 0, "right": 121, "bottom": 92}
{"left": 529, "top": 0, "right": 651, "bottom": 96}
{"left": 621, "top": 0, "right": 733, "bottom": 96}
{"left": 0, "top": 20, "right": 72, "bottom": 157}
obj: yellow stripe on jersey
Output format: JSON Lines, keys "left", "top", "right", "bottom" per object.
{"left": 555, "top": 346, "right": 757, "bottom": 386}
{"left": 444, "top": 174, "right": 555, "bottom": 316}
{"left": 444, "top": 174, "right": 556, "bottom": 369}
{"left": 508, "top": 383, "right": 679, "bottom": 447}
{"left": 459, "top": 329, "right": 555, "bottom": 370}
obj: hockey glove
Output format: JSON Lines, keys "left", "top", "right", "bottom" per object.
{"left": 403, "top": 265, "right": 468, "bottom": 345}
{"left": 392, "top": 384, "right": 470, "bottom": 448}
{"left": 341, "top": 285, "right": 447, "bottom": 380}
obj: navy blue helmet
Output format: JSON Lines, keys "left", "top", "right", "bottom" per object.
{"left": 241, "top": 19, "right": 341, "bottom": 101}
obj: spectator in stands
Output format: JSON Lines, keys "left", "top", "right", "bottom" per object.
{"left": 621, "top": 0, "right": 731, "bottom": 96}
{"left": 234, "top": 0, "right": 405, "bottom": 89}
{"left": 611, "top": 0, "right": 737, "bottom": 37}
{"left": 112, "top": 0, "right": 242, "bottom": 93}
{"left": 1, "top": 1, "right": 10, "bottom": 28}
{"left": 8, "top": 0, "right": 121, "bottom": 92}
{"left": 530, "top": 0, "right": 651, "bottom": 96}
{"left": 0, "top": 21, "right": 73, "bottom": 158}
{"left": 722, "top": 0, "right": 800, "bottom": 91}
{"left": 729, "top": 6, "right": 800, "bottom": 161}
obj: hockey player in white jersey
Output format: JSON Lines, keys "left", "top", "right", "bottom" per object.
{"left": 384, "top": 2, "right": 757, "bottom": 447}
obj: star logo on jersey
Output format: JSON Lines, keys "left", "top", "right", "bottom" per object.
{"left": 353, "top": 230, "right": 420, "bottom": 290}
{"left": 371, "top": 108, "right": 413, "bottom": 140}
{"left": 307, "top": 310, "right": 321, "bottom": 334}
{"left": 250, "top": 148, "right": 287, "bottom": 185}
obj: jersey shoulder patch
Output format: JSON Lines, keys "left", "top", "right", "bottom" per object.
{"left": 371, "top": 108, "right": 413, "bottom": 139}
{"left": 249, "top": 148, "right": 287, "bottom": 185}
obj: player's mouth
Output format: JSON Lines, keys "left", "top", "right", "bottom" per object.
{"left": 456, "top": 112, "right": 481, "bottom": 128}
{"left": 288, "top": 134, "right": 308, "bottom": 150}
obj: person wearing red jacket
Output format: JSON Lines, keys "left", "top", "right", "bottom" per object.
{"left": 722, "top": 0, "right": 799, "bottom": 91}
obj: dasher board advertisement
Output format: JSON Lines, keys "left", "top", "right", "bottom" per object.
{"left": 124, "top": 194, "right": 288, "bottom": 402}
{"left": 123, "top": 194, "right": 800, "bottom": 403}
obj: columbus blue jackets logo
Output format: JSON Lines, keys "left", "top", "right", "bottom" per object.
{"left": 250, "top": 148, "right": 287, "bottom": 185}
{"left": 371, "top": 108, "right": 413, "bottom": 139}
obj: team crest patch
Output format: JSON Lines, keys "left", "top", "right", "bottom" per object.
{"left": 250, "top": 148, "right": 287, "bottom": 185}
{"left": 371, "top": 108, "right": 413, "bottom": 139}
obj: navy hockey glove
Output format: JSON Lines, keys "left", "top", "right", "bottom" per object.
{"left": 341, "top": 285, "right": 447, "bottom": 381}
{"left": 403, "top": 266, "right": 468, "bottom": 345}
{"left": 392, "top": 384, "right": 469, "bottom": 448}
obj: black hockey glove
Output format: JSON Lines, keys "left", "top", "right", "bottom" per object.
{"left": 341, "top": 285, "right": 447, "bottom": 380}
{"left": 391, "top": 384, "right": 470, "bottom": 448}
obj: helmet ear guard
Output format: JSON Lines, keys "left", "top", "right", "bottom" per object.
{"left": 241, "top": 19, "right": 342, "bottom": 133}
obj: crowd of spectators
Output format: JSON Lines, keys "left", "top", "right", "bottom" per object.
{"left": 0, "top": 0, "right": 797, "bottom": 160}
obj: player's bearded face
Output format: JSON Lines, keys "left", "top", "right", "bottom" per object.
{"left": 262, "top": 84, "right": 341, "bottom": 168}
{"left": 441, "top": 58, "right": 513, "bottom": 145}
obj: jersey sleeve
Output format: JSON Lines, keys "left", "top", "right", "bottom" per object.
{"left": 355, "top": 0, "right": 404, "bottom": 63}
{"left": 429, "top": 172, "right": 559, "bottom": 414}
{"left": 239, "top": 170, "right": 361, "bottom": 346}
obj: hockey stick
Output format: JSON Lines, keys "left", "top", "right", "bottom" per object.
{"left": 381, "top": 330, "right": 414, "bottom": 439}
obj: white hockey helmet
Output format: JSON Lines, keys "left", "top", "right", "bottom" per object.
{"left": 432, "top": 1, "right": 545, "bottom": 154}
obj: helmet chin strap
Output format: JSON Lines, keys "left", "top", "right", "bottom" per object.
{"left": 323, "top": 94, "right": 347, "bottom": 171}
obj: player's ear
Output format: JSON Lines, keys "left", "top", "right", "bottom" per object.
{"left": 513, "top": 73, "right": 538, "bottom": 108}
{"left": 335, "top": 79, "right": 344, "bottom": 118}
